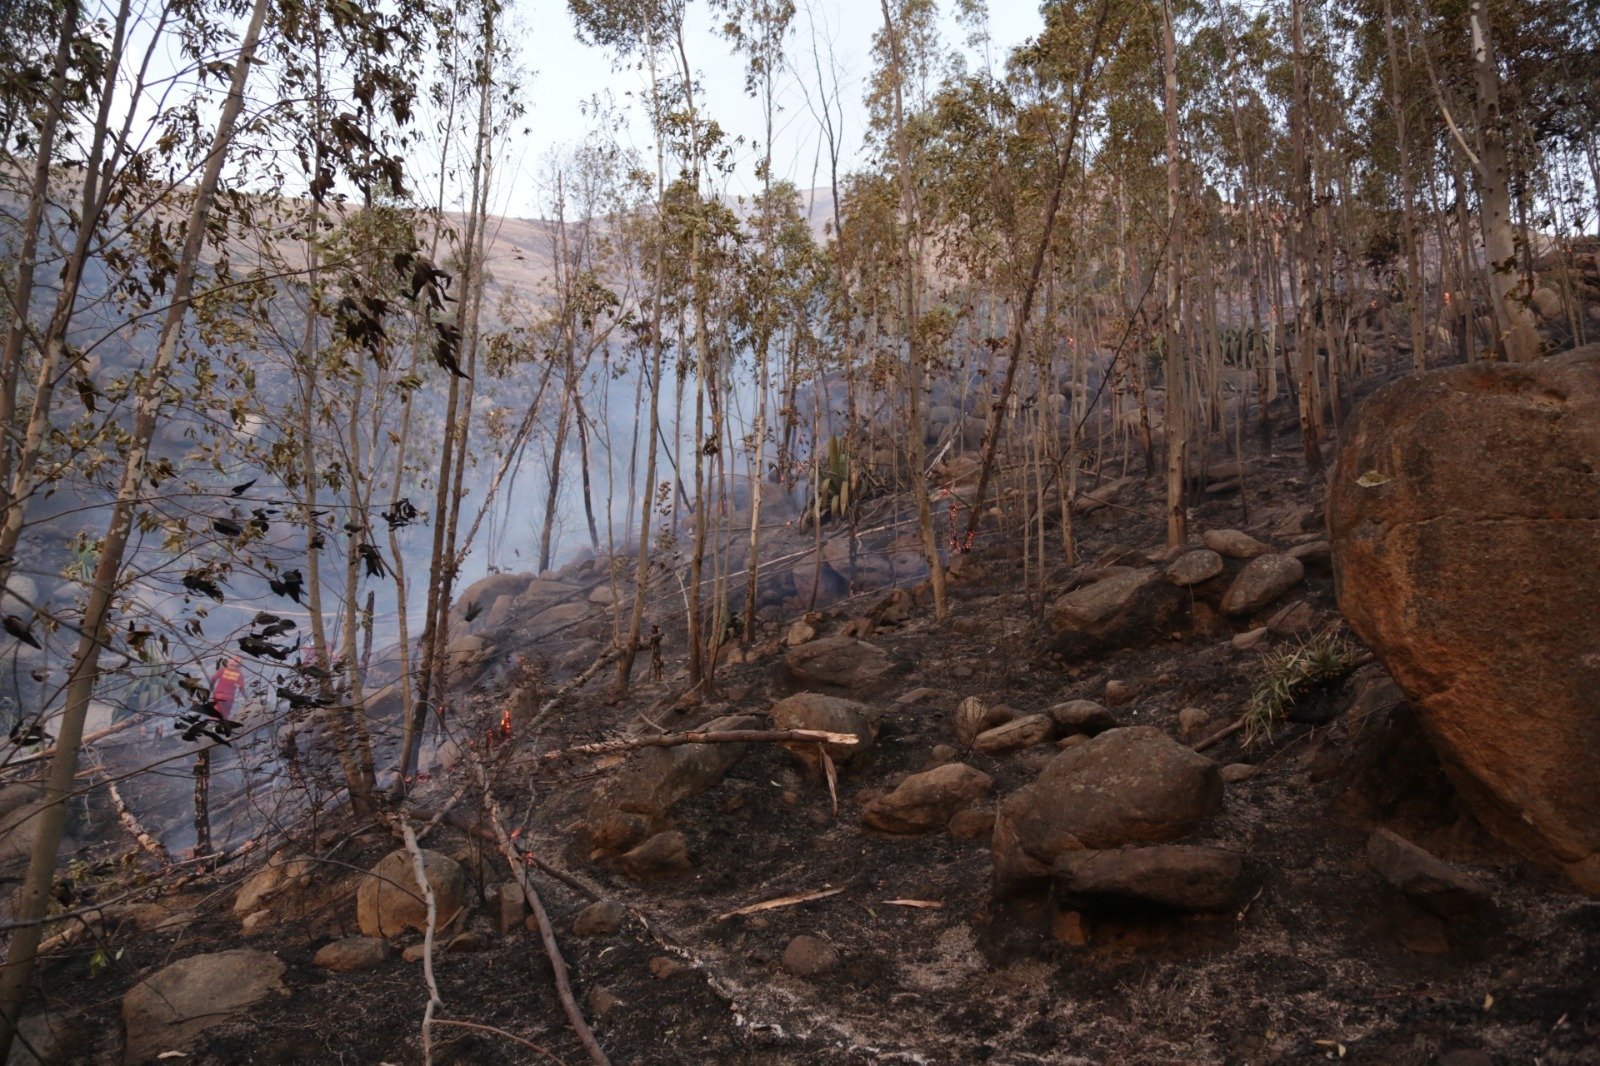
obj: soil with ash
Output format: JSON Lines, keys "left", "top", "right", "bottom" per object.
{"left": 20, "top": 395, "right": 1600, "bottom": 1065}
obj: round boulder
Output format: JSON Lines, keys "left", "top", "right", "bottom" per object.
{"left": 862, "top": 763, "right": 993, "bottom": 833}
{"left": 770, "top": 692, "right": 878, "bottom": 770}
{"left": 357, "top": 849, "right": 467, "bottom": 938}
{"left": 993, "top": 726, "right": 1223, "bottom": 891}
{"left": 1220, "top": 554, "right": 1304, "bottom": 616}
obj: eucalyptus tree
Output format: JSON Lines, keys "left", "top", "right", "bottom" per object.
{"left": 872, "top": 0, "right": 948, "bottom": 619}
{"left": 0, "top": 0, "right": 277, "bottom": 1049}
{"left": 403, "top": 0, "right": 522, "bottom": 782}
{"left": 717, "top": 0, "right": 795, "bottom": 647}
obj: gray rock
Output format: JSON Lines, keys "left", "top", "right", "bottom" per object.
{"left": 232, "top": 852, "right": 314, "bottom": 921}
{"left": 7, "top": 1011, "right": 87, "bottom": 1066}
{"left": 1049, "top": 568, "right": 1159, "bottom": 631}
{"left": 497, "top": 881, "right": 526, "bottom": 933}
{"left": 784, "top": 635, "right": 893, "bottom": 689}
{"left": 122, "top": 950, "right": 286, "bottom": 1064}
{"left": 1052, "top": 845, "right": 1244, "bottom": 912}
{"left": 1165, "top": 549, "right": 1224, "bottom": 587}
{"left": 1267, "top": 599, "right": 1317, "bottom": 635}
{"left": 973, "top": 714, "right": 1054, "bottom": 754}
{"left": 585, "top": 714, "right": 759, "bottom": 848}
{"left": 571, "top": 899, "right": 626, "bottom": 937}
{"left": 529, "top": 601, "right": 592, "bottom": 633}
{"left": 457, "top": 572, "right": 533, "bottom": 612}
{"left": 784, "top": 620, "right": 816, "bottom": 646}
{"left": 1286, "top": 539, "right": 1331, "bottom": 566}
{"left": 955, "top": 696, "right": 1013, "bottom": 746}
{"left": 1202, "top": 529, "right": 1270, "bottom": 559}
{"left": 1048, "top": 700, "right": 1118, "bottom": 736}
{"left": 1177, "top": 707, "right": 1211, "bottom": 738}
{"left": 1221, "top": 554, "right": 1305, "bottom": 615}
{"left": 948, "top": 807, "right": 996, "bottom": 840}
{"left": 770, "top": 693, "right": 878, "bottom": 770}
{"left": 994, "top": 726, "right": 1224, "bottom": 890}
{"left": 621, "top": 831, "right": 691, "bottom": 880}
{"left": 1231, "top": 627, "right": 1269, "bottom": 652}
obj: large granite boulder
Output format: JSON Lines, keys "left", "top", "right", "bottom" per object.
{"left": 1328, "top": 345, "right": 1600, "bottom": 893}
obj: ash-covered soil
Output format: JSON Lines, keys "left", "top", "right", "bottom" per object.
{"left": 18, "top": 410, "right": 1600, "bottom": 1066}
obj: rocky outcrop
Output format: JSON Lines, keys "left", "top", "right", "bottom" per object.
{"left": 993, "top": 727, "right": 1223, "bottom": 890}
{"left": 1329, "top": 345, "right": 1600, "bottom": 892}
{"left": 122, "top": 950, "right": 286, "bottom": 1063}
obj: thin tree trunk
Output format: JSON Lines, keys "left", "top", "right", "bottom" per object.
{"left": 1289, "top": 0, "right": 1325, "bottom": 476}
{"left": 0, "top": 0, "right": 271, "bottom": 1049}
{"left": 879, "top": 0, "right": 946, "bottom": 620}
{"left": 1468, "top": 0, "right": 1540, "bottom": 362}
{"left": 1161, "top": 0, "right": 1189, "bottom": 546}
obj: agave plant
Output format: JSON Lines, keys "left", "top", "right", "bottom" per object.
{"left": 805, "top": 435, "right": 858, "bottom": 527}
{"left": 1242, "top": 630, "right": 1360, "bottom": 749}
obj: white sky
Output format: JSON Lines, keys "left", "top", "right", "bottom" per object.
{"left": 489, "top": 0, "right": 1046, "bottom": 219}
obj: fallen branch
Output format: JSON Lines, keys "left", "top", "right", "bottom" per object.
{"left": 715, "top": 886, "right": 845, "bottom": 922}
{"left": 1192, "top": 719, "right": 1245, "bottom": 753}
{"left": 0, "top": 717, "right": 140, "bottom": 773}
{"left": 430, "top": 1019, "right": 565, "bottom": 1064}
{"left": 527, "top": 650, "right": 617, "bottom": 734}
{"left": 103, "top": 775, "right": 172, "bottom": 865}
{"left": 470, "top": 758, "right": 610, "bottom": 1066}
{"left": 398, "top": 819, "right": 444, "bottom": 1066}
{"left": 428, "top": 807, "right": 603, "bottom": 902}
{"left": 526, "top": 729, "right": 859, "bottom": 764}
